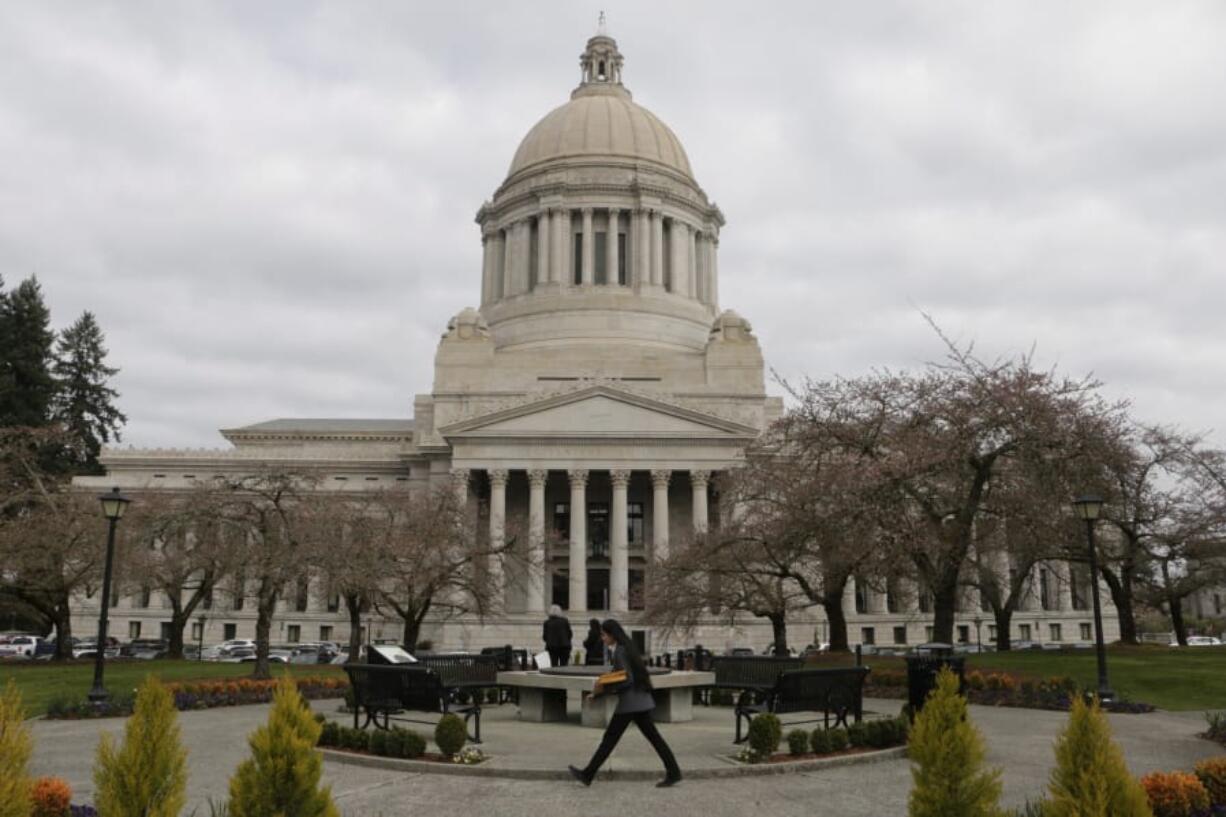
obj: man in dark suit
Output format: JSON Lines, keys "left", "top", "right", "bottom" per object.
{"left": 543, "top": 605, "right": 573, "bottom": 667}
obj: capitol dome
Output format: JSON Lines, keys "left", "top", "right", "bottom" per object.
{"left": 507, "top": 87, "right": 693, "bottom": 181}
{"left": 472, "top": 23, "right": 726, "bottom": 357}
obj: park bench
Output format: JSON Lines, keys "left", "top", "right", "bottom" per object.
{"left": 733, "top": 666, "right": 871, "bottom": 743}
{"left": 415, "top": 652, "right": 505, "bottom": 707}
{"left": 343, "top": 663, "right": 484, "bottom": 742}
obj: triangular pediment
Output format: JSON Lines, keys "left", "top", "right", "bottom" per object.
{"left": 440, "top": 386, "right": 759, "bottom": 440}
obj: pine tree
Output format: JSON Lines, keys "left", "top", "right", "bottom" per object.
{"left": 0, "top": 277, "right": 56, "bottom": 428}
{"left": 908, "top": 667, "right": 1004, "bottom": 817}
{"left": 1045, "top": 695, "right": 1152, "bottom": 817}
{"left": 228, "top": 675, "right": 339, "bottom": 817}
{"left": 93, "top": 675, "right": 188, "bottom": 817}
{"left": 52, "top": 311, "right": 126, "bottom": 471}
{"left": 0, "top": 275, "right": 13, "bottom": 415}
{"left": 0, "top": 679, "right": 34, "bottom": 817}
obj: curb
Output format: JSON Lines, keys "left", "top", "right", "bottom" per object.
{"left": 321, "top": 745, "right": 908, "bottom": 781}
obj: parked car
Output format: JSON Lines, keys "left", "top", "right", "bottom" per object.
{"left": 1170, "top": 635, "right": 1223, "bottom": 647}
{"left": 121, "top": 639, "right": 169, "bottom": 660}
{"left": 73, "top": 638, "right": 121, "bottom": 659}
{"left": 0, "top": 635, "right": 42, "bottom": 659}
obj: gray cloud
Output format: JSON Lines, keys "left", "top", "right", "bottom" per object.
{"left": 1, "top": 1, "right": 1223, "bottom": 448}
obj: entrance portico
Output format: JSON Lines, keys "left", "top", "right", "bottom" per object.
{"left": 440, "top": 384, "right": 758, "bottom": 615}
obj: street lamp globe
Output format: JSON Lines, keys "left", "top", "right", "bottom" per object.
{"left": 98, "top": 487, "right": 131, "bottom": 521}
{"left": 1072, "top": 494, "right": 1104, "bottom": 521}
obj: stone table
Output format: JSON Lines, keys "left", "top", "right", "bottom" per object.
{"left": 496, "top": 668, "right": 716, "bottom": 727}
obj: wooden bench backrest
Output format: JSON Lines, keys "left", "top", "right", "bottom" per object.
{"left": 414, "top": 654, "right": 499, "bottom": 687}
{"left": 343, "top": 664, "right": 446, "bottom": 712}
{"left": 771, "top": 667, "right": 870, "bottom": 715}
{"left": 710, "top": 655, "right": 804, "bottom": 689}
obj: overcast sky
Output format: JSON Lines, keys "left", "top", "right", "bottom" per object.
{"left": 2, "top": 2, "right": 1223, "bottom": 450}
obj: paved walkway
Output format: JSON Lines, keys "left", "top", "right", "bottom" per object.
{"left": 29, "top": 697, "right": 1224, "bottom": 816}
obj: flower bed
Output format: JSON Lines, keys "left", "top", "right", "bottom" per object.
{"left": 316, "top": 720, "right": 487, "bottom": 765}
{"left": 866, "top": 669, "right": 1154, "bottom": 713}
{"left": 44, "top": 676, "right": 349, "bottom": 719}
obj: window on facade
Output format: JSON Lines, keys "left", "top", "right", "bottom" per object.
{"left": 573, "top": 234, "right": 583, "bottom": 284}
{"left": 1040, "top": 568, "right": 1052, "bottom": 611}
{"left": 232, "top": 573, "right": 245, "bottom": 611}
{"left": 1070, "top": 567, "right": 1089, "bottom": 611}
{"left": 202, "top": 587, "right": 213, "bottom": 611}
{"left": 287, "top": 625, "right": 301, "bottom": 643}
{"left": 320, "top": 625, "right": 333, "bottom": 642}
{"left": 160, "top": 622, "right": 172, "bottom": 640}
{"left": 129, "top": 621, "right": 142, "bottom": 639}
{"left": 925, "top": 626, "right": 934, "bottom": 641}
{"left": 588, "top": 504, "right": 609, "bottom": 559}
{"left": 223, "top": 623, "right": 237, "bottom": 641}
{"left": 1049, "top": 623, "right": 1062, "bottom": 642}
{"left": 860, "top": 627, "right": 875, "bottom": 646}
{"left": 918, "top": 591, "right": 932, "bottom": 614}
{"left": 594, "top": 232, "right": 607, "bottom": 284}
{"left": 854, "top": 582, "right": 867, "bottom": 615}
{"left": 886, "top": 581, "right": 899, "bottom": 614}
{"left": 191, "top": 621, "right": 203, "bottom": 641}
{"left": 617, "top": 233, "right": 628, "bottom": 284}
{"left": 1080, "top": 623, "right": 1092, "bottom": 641}
{"left": 957, "top": 625, "right": 970, "bottom": 644}
{"left": 110, "top": 588, "right": 120, "bottom": 608}
{"left": 139, "top": 586, "right": 152, "bottom": 609}
{"left": 1019, "top": 623, "right": 1032, "bottom": 641}
{"left": 627, "top": 502, "right": 644, "bottom": 545}
{"left": 1216, "top": 594, "right": 1223, "bottom": 615}
{"left": 553, "top": 503, "right": 570, "bottom": 541}
{"left": 893, "top": 626, "right": 907, "bottom": 645}
{"left": 988, "top": 624, "right": 998, "bottom": 640}
{"left": 295, "top": 577, "right": 310, "bottom": 613}
{"left": 327, "top": 594, "right": 340, "bottom": 613}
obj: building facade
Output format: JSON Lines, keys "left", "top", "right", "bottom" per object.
{"left": 72, "top": 25, "right": 1117, "bottom": 654}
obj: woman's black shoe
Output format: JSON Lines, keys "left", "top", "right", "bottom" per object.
{"left": 656, "top": 775, "right": 682, "bottom": 788}
{"left": 568, "top": 765, "right": 592, "bottom": 786}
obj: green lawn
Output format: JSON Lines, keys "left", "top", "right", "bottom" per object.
{"left": 808, "top": 644, "right": 1226, "bottom": 711}
{"left": 0, "top": 659, "right": 344, "bottom": 717}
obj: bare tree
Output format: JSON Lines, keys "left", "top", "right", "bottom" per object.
{"left": 123, "top": 486, "right": 235, "bottom": 659}
{"left": 210, "top": 469, "right": 318, "bottom": 679}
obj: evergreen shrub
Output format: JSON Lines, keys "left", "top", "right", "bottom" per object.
{"left": 847, "top": 721, "right": 870, "bottom": 748}
{"left": 907, "top": 667, "right": 1003, "bottom": 817}
{"left": 93, "top": 676, "right": 187, "bottom": 817}
{"left": 434, "top": 714, "right": 467, "bottom": 757}
{"left": 786, "top": 729, "right": 810, "bottom": 755}
{"left": 810, "top": 728, "right": 833, "bottom": 755}
{"left": 227, "top": 675, "right": 338, "bottom": 817}
{"left": 0, "top": 680, "right": 32, "bottom": 817}
{"left": 746, "top": 713, "right": 782, "bottom": 758}
{"left": 828, "top": 727, "right": 849, "bottom": 751}
{"left": 30, "top": 777, "right": 72, "bottom": 817}
{"left": 1044, "top": 695, "right": 1151, "bottom": 817}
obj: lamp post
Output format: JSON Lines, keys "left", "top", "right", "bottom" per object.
{"left": 88, "top": 487, "right": 131, "bottom": 706}
{"left": 197, "top": 614, "right": 207, "bottom": 662}
{"left": 1073, "top": 494, "right": 1113, "bottom": 703}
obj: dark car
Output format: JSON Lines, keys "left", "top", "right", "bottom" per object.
{"left": 121, "top": 638, "right": 169, "bottom": 660}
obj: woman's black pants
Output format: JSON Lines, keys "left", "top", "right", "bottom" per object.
{"left": 582, "top": 710, "right": 681, "bottom": 779}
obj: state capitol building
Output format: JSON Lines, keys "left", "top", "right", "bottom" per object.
{"left": 72, "top": 25, "right": 1111, "bottom": 654}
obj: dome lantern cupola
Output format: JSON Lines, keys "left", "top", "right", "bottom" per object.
{"left": 576, "top": 13, "right": 626, "bottom": 95}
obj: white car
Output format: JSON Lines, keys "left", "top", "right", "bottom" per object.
{"left": 0, "top": 636, "right": 42, "bottom": 658}
{"left": 1170, "top": 636, "right": 1223, "bottom": 647}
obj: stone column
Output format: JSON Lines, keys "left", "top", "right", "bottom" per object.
{"left": 651, "top": 469, "right": 671, "bottom": 561}
{"left": 556, "top": 208, "right": 573, "bottom": 285}
{"left": 581, "top": 208, "right": 595, "bottom": 286}
{"left": 487, "top": 469, "right": 508, "bottom": 611}
{"left": 610, "top": 469, "right": 631, "bottom": 612}
{"left": 568, "top": 469, "right": 589, "bottom": 612}
{"left": 1057, "top": 561, "right": 1074, "bottom": 611}
{"left": 480, "top": 233, "right": 493, "bottom": 306}
{"left": 501, "top": 225, "right": 516, "bottom": 298}
{"left": 708, "top": 236, "right": 720, "bottom": 308}
{"left": 517, "top": 220, "right": 533, "bottom": 294}
{"left": 526, "top": 469, "right": 548, "bottom": 614}
{"left": 869, "top": 581, "right": 889, "bottom": 614}
{"left": 535, "top": 212, "right": 550, "bottom": 289}
{"left": 449, "top": 468, "right": 472, "bottom": 611}
{"left": 606, "top": 208, "right": 620, "bottom": 285}
{"left": 843, "top": 576, "right": 858, "bottom": 618}
{"left": 690, "top": 470, "right": 710, "bottom": 534}
{"left": 635, "top": 209, "right": 649, "bottom": 288}
{"left": 688, "top": 228, "right": 699, "bottom": 299}
{"left": 898, "top": 577, "right": 921, "bottom": 613}
{"left": 670, "top": 220, "right": 689, "bottom": 297}
{"left": 491, "top": 231, "right": 506, "bottom": 300}
{"left": 651, "top": 211, "right": 665, "bottom": 288}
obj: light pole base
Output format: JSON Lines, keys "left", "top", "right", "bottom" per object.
{"left": 87, "top": 684, "right": 110, "bottom": 706}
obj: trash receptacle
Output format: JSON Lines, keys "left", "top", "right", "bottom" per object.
{"left": 905, "top": 642, "right": 966, "bottom": 715}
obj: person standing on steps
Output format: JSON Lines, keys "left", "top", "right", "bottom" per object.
{"left": 569, "top": 619, "right": 682, "bottom": 788}
{"left": 543, "top": 604, "right": 572, "bottom": 667}
{"left": 583, "top": 618, "right": 605, "bottom": 665}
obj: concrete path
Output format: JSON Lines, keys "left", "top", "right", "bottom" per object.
{"left": 29, "top": 697, "right": 1225, "bottom": 816}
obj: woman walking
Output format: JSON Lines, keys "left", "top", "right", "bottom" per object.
{"left": 568, "top": 619, "right": 682, "bottom": 787}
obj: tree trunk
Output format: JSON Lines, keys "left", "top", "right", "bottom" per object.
{"left": 930, "top": 580, "right": 959, "bottom": 645}
{"left": 252, "top": 578, "right": 277, "bottom": 680}
{"left": 51, "top": 597, "right": 73, "bottom": 661}
{"left": 768, "top": 612, "right": 788, "bottom": 656}
{"left": 822, "top": 595, "right": 849, "bottom": 653}
{"left": 1099, "top": 566, "right": 1139, "bottom": 645}
{"left": 993, "top": 607, "right": 1013, "bottom": 651}
{"left": 1169, "top": 595, "right": 1188, "bottom": 646}
{"left": 345, "top": 593, "right": 363, "bottom": 663}
{"left": 167, "top": 608, "right": 186, "bottom": 660}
